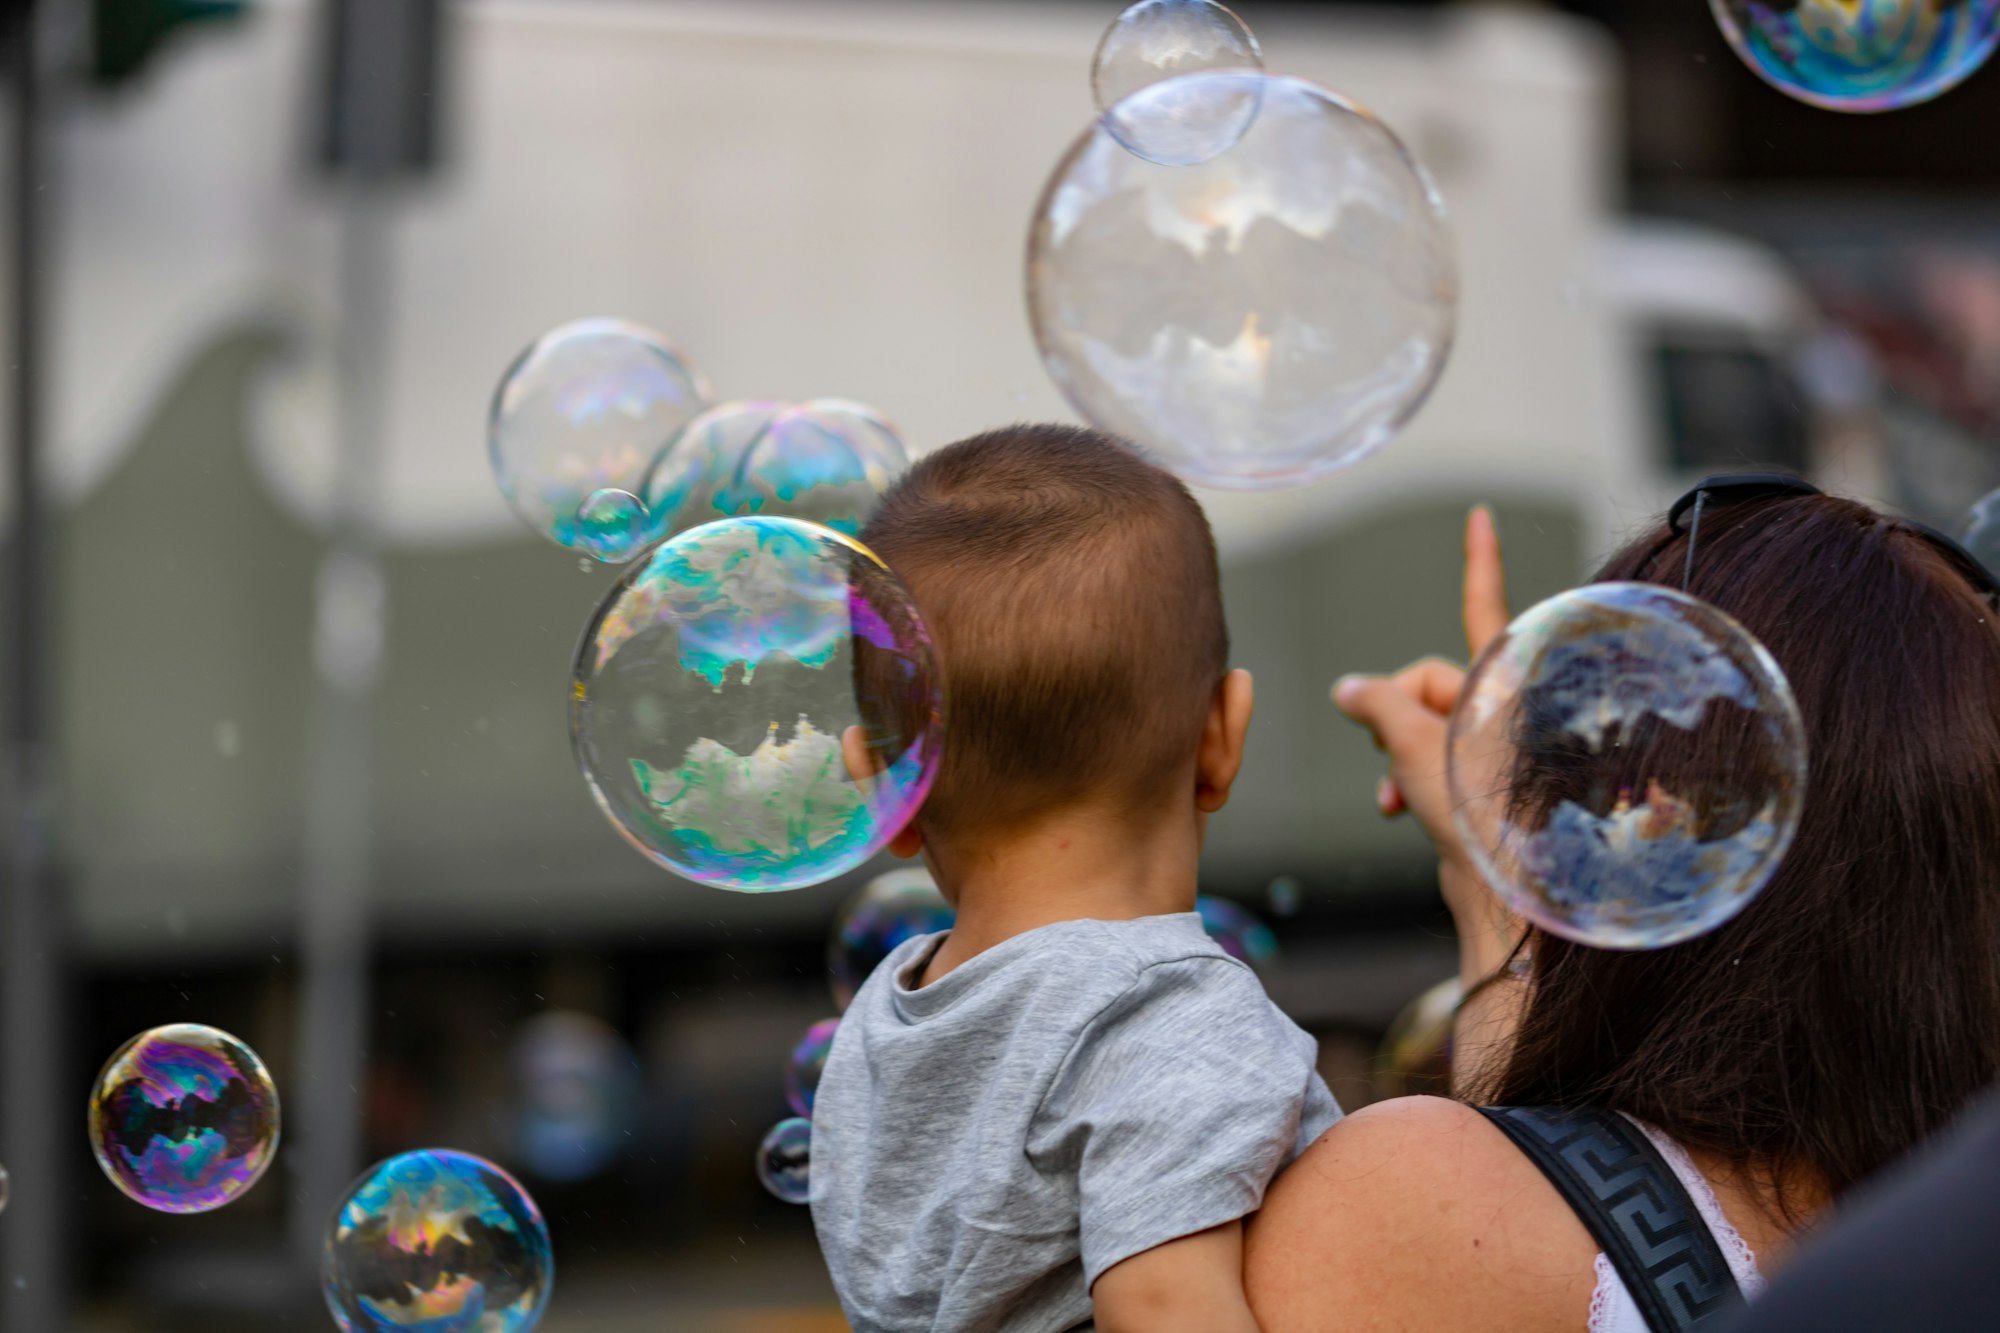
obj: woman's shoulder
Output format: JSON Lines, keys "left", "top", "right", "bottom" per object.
{"left": 1245, "top": 1096, "right": 1600, "bottom": 1332}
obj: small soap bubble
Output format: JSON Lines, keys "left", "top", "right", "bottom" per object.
{"left": 322, "top": 1148, "right": 552, "bottom": 1333}
{"left": 1960, "top": 488, "right": 2000, "bottom": 573}
{"left": 1029, "top": 72, "right": 1457, "bottom": 490}
{"left": 716, "top": 400, "right": 909, "bottom": 536}
{"left": 756, "top": 1117, "right": 812, "bottom": 1205}
{"left": 1194, "top": 895, "right": 1278, "bottom": 970}
{"left": 1446, "top": 584, "right": 1808, "bottom": 950}
{"left": 1711, "top": 0, "right": 2000, "bottom": 113}
{"left": 570, "top": 516, "right": 945, "bottom": 893}
{"left": 783, "top": 1017, "right": 840, "bottom": 1118}
{"left": 1373, "top": 976, "right": 1462, "bottom": 1100}
{"left": 0, "top": 1162, "right": 9, "bottom": 1217}
{"left": 512, "top": 1012, "right": 641, "bottom": 1183}
{"left": 573, "top": 488, "right": 650, "bottom": 565}
{"left": 1092, "top": 0, "right": 1265, "bottom": 165}
{"left": 829, "top": 867, "right": 956, "bottom": 1011}
{"left": 88, "top": 1023, "right": 281, "bottom": 1214}
{"left": 489, "top": 318, "right": 710, "bottom": 556}
{"left": 1265, "top": 875, "right": 1301, "bottom": 918}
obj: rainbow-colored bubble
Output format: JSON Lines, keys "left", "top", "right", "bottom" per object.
{"left": 87, "top": 1023, "right": 281, "bottom": 1214}
{"left": 571, "top": 516, "right": 944, "bottom": 892}
{"left": 756, "top": 1118, "right": 812, "bottom": 1205}
{"left": 1195, "top": 895, "right": 1279, "bottom": 971}
{"left": 322, "top": 1148, "right": 553, "bottom": 1333}
{"left": 784, "top": 1018, "right": 840, "bottom": 1118}
{"left": 828, "top": 868, "right": 956, "bottom": 1010}
{"left": 1711, "top": 0, "right": 2000, "bottom": 112}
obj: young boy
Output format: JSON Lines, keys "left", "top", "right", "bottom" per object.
{"left": 810, "top": 425, "right": 1340, "bottom": 1332}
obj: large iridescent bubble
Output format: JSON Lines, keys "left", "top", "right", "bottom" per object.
{"left": 1092, "top": 1, "right": 1264, "bottom": 166}
{"left": 323, "top": 1149, "right": 552, "bottom": 1333}
{"left": 646, "top": 399, "right": 906, "bottom": 540}
{"left": 571, "top": 516, "right": 945, "bottom": 892}
{"left": 1711, "top": 0, "right": 2000, "bottom": 112}
{"left": 784, "top": 1018, "right": 840, "bottom": 1118}
{"left": 87, "top": 1023, "right": 281, "bottom": 1214}
{"left": 828, "top": 867, "right": 956, "bottom": 1010}
{"left": 756, "top": 1118, "right": 813, "bottom": 1205}
{"left": 489, "top": 318, "right": 711, "bottom": 562}
{"left": 1446, "top": 584, "right": 1808, "bottom": 950}
{"left": 1029, "top": 71, "right": 1456, "bottom": 490}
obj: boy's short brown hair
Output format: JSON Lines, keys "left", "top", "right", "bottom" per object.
{"left": 861, "top": 424, "right": 1228, "bottom": 838}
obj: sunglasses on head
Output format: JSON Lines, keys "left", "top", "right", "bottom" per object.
{"left": 1661, "top": 472, "right": 2000, "bottom": 609}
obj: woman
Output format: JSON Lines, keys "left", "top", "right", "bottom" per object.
{"left": 1245, "top": 487, "right": 2000, "bottom": 1331}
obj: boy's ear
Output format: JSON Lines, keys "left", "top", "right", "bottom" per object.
{"left": 1195, "top": 669, "right": 1254, "bottom": 814}
{"left": 844, "top": 724, "right": 926, "bottom": 858}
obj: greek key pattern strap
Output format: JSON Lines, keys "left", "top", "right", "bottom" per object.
{"left": 1479, "top": 1105, "right": 1744, "bottom": 1332}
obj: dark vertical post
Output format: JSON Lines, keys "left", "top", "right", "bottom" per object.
{"left": 0, "top": 0, "right": 67, "bottom": 1325}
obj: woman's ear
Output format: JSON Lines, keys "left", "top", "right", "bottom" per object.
{"left": 1196, "top": 669, "right": 1255, "bottom": 814}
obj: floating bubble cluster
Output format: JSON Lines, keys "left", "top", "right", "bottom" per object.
{"left": 512, "top": 1012, "right": 642, "bottom": 1183}
{"left": 1195, "top": 895, "right": 1278, "bottom": 970}
{"left": 829, "top": 867, "right": 956, "bottom": 1010}
{"left": 647, "top": 399, "right": 908, "bottom": 540}
{"left": 1960, "top": 487, "right": 2000, "bottom": 573}
{"left": 323, "top": 1149, "right": 553, "bottom": 1333}
{"left": 571, "top": 516, "right": 944, "bottom": 892}
{"left": 1711, "top": 0, "right": 2000, "bottom": 113}
{"left": 1029, "top": 71, "right": 1456, "bottom": 490}
{"left": 756, "top": 1118, "right": 813, "bottom": 1205}
{"left": 87, "top": 1023, "right": 281, "bottom": 1214}
{"left": 784, "top": 1018, "right": 840, "bottom": 1118}
{"left": 1447, "top": 584, "right": 1808, "bottom": 951}
{"left": 489, "top": 318, "right": 711, "bottom": 562}
{"left": 1092, "top": 0, "right": 1265, "bottom": 165}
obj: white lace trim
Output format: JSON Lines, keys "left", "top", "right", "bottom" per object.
{"left": 1584, "top": 1119, "right": 1766, "bottom": 1332}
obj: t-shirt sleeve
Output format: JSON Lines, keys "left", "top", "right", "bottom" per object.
{"left": 1029, "top": 955, "right": 1340, "bottom": 1289}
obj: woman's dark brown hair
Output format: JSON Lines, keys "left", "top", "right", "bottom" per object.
{"left": 1468, "top": 492, "right": 2000, "bottom": 1210}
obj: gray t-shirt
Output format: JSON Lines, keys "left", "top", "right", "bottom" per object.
{"left": 809, "top": 911, "right": 1342, "bottom": 1333}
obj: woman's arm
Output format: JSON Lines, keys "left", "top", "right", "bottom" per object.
{"left": 1245, "top": 1097, "right": 1597, "bottom": 1332}
{"left": 1094, "top": 1221, "right": 1259, "bottom": 1333}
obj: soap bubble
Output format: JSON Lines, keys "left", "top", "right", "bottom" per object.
{"left": 1711, "top": 0, "right": 2000, "bottom": 113}
{"left": 571, "top": 516, "right": 945, "bottom": 892}
{"left": 829, "top": 867, "right": 956, "bottom": 1010}
{"left": 1373, "top": 976, "right": 1462, "bottom": 1100}
{"left": 489, "top": 318, "right": 711, "bottom": 561}
{"left": 574, "top": 488, "right": 648, "bottom": 563}
{"left": 1960, "top": 487, "right": 2000, "bottom": 572}
{"left": 1446, "top": 584, "right": 1808, "bottom": 950}
{"left": 88, "top": 1023, "right": 281, "bottom": 1214}
{"left": 1029, "top": 71, "right": 1457, "bottom": 490}
{"left": 1093, "top": 1, "right": 1265, "bottom": 165}
{"left": 323, "top": 1148, "right": 553, "bottom": 1333}
{"left": 783, "top": 1017, "right": 840, "bottom": 1118}
{"left": 1195, "top": 895, "right": 1278, "bottom": 970}
{"left": 716, "top": 400, "right": 909, "bottom": 536}
{"left": 512, "top": 1012, "right": 641, "bottom": 1183}
{"left": 756, "top": 1117, "right": 812, "bottom": 1205}
{"left": 1265, "top": 874, "right": 1301, "bottom": 918}
{"left": 649, "top": 400, "right": 907, "bottom": 540}
{"left": 0, "top": 1162, "right": 9, "bottom": 1216}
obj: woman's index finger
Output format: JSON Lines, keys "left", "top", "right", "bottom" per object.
{"left": 1464, "top": 505, "right": 1510, "bottom": 659}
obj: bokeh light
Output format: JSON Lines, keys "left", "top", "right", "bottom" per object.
{"left": 571, "top": 516, "right": 944, "bottom": 892}
{"left": 1029, "top": 71, "right": 1457, "bottom": 490}
{"left": 756, "top": 1117, "right": 813, "bottom": 1205}
{"left": 1446, "top": 584, "right": 1808, "bottom": 950}
{"left": 512, "top": 1012, "right": 642, "bottom": 1184}
{"left": 323, "top": 1148, "right": 553, "bottom": 1333}
{"left": 488, "top": 318, "right": 712, "bottom": 561}
{"left": 1711, "top": 0, "right": 2000, "bottom": 113}
{"left": 828, "top": 867, "right": 956, "bottom": 1010}
{"left": 87, "top": 1023, "right": 280, "bottom": 1214}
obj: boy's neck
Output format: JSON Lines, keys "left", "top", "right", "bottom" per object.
{"left": 917, "top": 804, "right": 1201, "bottom": 984}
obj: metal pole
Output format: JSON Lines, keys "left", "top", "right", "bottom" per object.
{"left": 0, "top": 0, "right": 69, "bottom": 1323}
